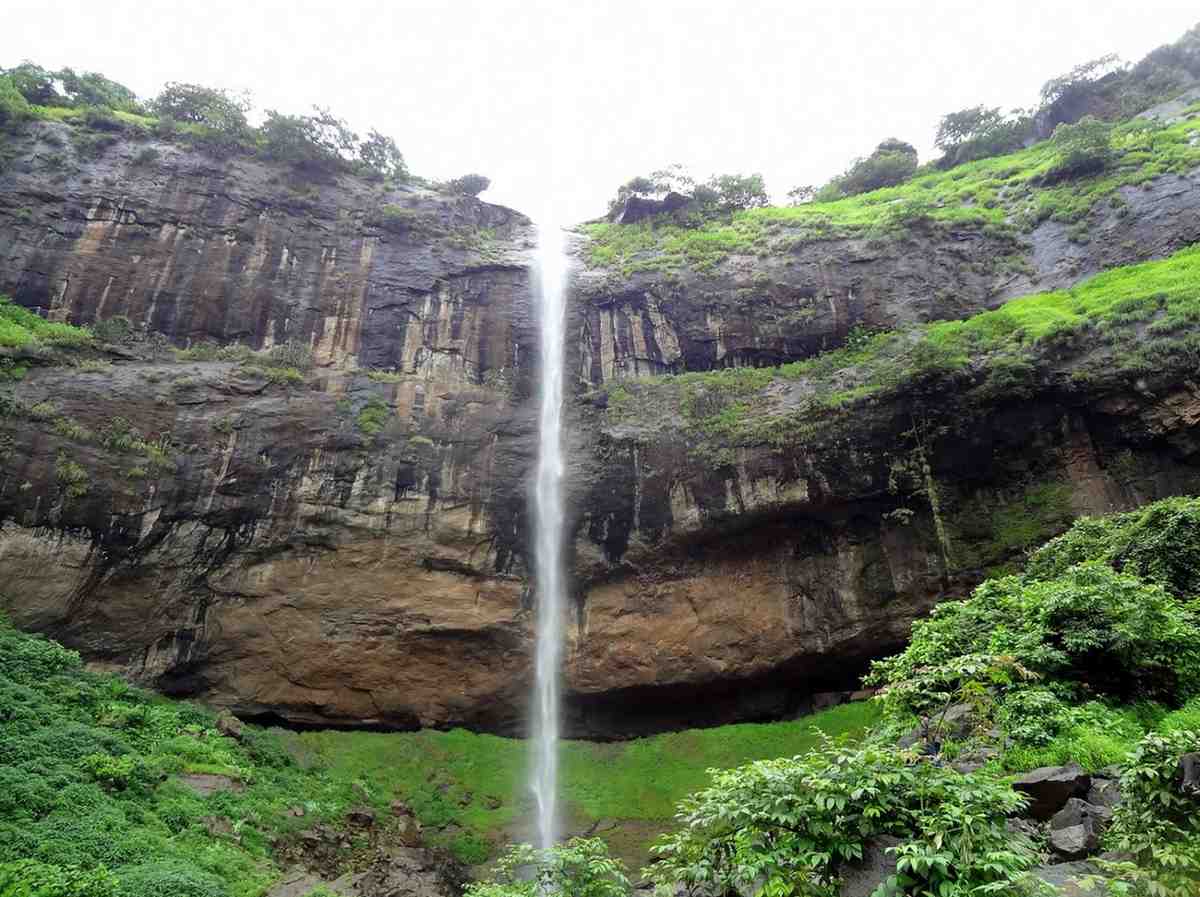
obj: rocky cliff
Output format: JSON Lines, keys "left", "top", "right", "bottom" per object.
{"left": 2, "top": 113, "right": 1200, "bottom": 737}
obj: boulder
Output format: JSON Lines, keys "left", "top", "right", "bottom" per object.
{"left": 1085, "top": 777, "right": 1123, "bottom": 810}
{"left": 838, "top": 835, "right": 902, "bottom": 897}
{"left": 1049, "top": 799, "right": 1110, "bottom": 860}
{"left": 1178, "top": 752, "right": 1200, "bottom": 796}
{"left": 1013, "top": 765, "right": 1090, "bottom": 820}
{"left": 215, "top": 710, "right": 245, "bottom": 741}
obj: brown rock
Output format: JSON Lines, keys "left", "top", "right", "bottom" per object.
{"left": 177, "top": 773, "right": 243, "bottom": 797}
{"left": 215, "top": 710, "right": 244, "bottom": 741}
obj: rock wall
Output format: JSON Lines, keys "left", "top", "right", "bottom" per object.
{"left": 1, "top": 120, "right": 1199, "bottom": 737}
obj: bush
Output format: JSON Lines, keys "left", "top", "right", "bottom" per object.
{"left": 646, "top": 738, "right": 1035, "bottom": 897}
{"left": 1099, "top": 729, "right": 1200, "bottom": 897}
{"left": 1027, "top": 496, "right": 1200, "bottom": 597}
{"left": 439, "top": 173, "right": 490, "bottom": 196}
{"left": 819, "top": 138, "right": 918, "bottom": 200}
{"left": 258, "top": 107, "right": 356, "bottom": 172}
{"left": 112, "top": 862, "right": 227, "bottom": 897}
{"left": 0, "top": 76, "right": 31, "bottom": 127}
{"left": 0, "top": 860, "right": 118, "bottom": 897}
{"left": 1043, "top": 115, "right": 1115, "bottom": 182}
{"left": 868, "top": 562, "right": 1200, "bottom": 718}
{"left": 463, "top": 839, "right": 629, "bottom": 897}
{"left": 934, "top": 104, "right": 1031, "bottom": 167}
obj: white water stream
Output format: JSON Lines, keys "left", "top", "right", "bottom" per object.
{"left": 531, "top": 220, "right": 568, "bottom": 850}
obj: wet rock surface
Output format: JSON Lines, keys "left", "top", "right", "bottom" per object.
{"left": 1013, "top": 765, "right": 1091, "bottom": 821}
{"left": 2, "top": 124, "right": 1200, "bottom": 735}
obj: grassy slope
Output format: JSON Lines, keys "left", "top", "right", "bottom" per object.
{"left": 580, "top": 101, "right": 1200, "bottom": 276}
{"left": 0, "top": 616, "right": 877, "bottom": 894}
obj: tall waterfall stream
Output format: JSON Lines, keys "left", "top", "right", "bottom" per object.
{"left": 531, "top": 221, "right": 568, "bottom": 849}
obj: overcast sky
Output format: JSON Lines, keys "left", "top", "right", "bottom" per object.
{"left": 3, "top": 2, "right": 1197, "bottom": 223}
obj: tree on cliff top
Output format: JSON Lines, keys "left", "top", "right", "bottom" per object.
{"left": 151, "top": 82, "right": 251, "bottom": 135}
{"left": 816, "top": 137, "right": 919, "bottom": 200}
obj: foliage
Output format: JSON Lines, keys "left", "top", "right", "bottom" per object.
{"left": 819, "top": 138, "right": 919, "bottom": 200}
{"left": 258, "top": 106, "right": 357, "bottom": 170}
{"left": 1044, "top": 115, "right": 1115, "bottom": 182}
{"left": 0, "top": 296, "right": 92, "bottom": 348}
{"left": 463, "top": 839, "right": 629, "bottom": 897}
{"left": 150, "top": 83, "right": 250, "bottom": 135}
{"left": 0, "top": 860, "right": 118, "bottom": 897}
{"left": 869, "top": 562, "right": 1200, "bottom": 714}
{"left": 354, "top": 396, "right": 391, "bottom": 436}
{"left": 646, "top": 737, "right": 1035, "bottom": 897}
{"left": 1099, "top": 729, "right": 1200, "bottom": 897}
{"left": 604, "top": 165, "right": 768, "bottom": 218}
{"left": 1027, "top": 496, "right": 1200, "bottom": 598}
{"left": 0, "top": 76, "right": 31, "bottom": 127}
{"left": 439, "top": 173, "right": 490, "bottom": 196}
{"left": 356, "top": 129, "right": 407, "bottom": 181}
{"left": 1039, "top": 53, "right": 1126, "bottom": 109}
{"left": 934, "top": 104, "right": 1031, "bottom": 167}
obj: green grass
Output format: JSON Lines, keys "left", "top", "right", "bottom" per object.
{"left": 0, "top": 295, "right": 92, "bottom": 348}
{"left": 581, "top": 110, "right": 1200, "bottom": 276}
{"left": 0, "top": 614, "right": 879, "bottom": 894}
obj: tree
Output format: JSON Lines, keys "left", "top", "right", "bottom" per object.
{"left": 151, "top": 82, "right": 251, "bottom": 134}
{"left": 786, "top": 184, "right": 816, "bottom": 205}
{"left": 439, "top": 172, "right": 490, "bottom": 196}
{"left": 820, "top": 138, "right": 919, "bottom": 199}
{"left": 258, "top": 106, "right": 357, "bottom": 170}
{"left": 1039, "top": 53, "right": 1126, "bottom": 108}
{"left": 357, "top": 129, "right": 407, "bottom": 181}
{"left": 2, "top": 62, "right": 59, "bottom": 106}
{"left": 0, "top": 76, "right": 31, "bottom": 126}
{"left": 935, "top": 105, "right": 1031, "bottom": 167}
{"left": 55, "top": 67, "right": 141, "bottom": 112}
{"left": 700, "top": 172, "right": 769, "bottom": 211}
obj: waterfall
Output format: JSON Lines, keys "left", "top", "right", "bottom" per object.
{"left": 531, "top": 219, "right": 567, "bottom": 850}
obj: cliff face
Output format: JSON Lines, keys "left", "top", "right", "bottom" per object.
{"left": 2, "top": 117, "right": 1200, "bottom": 737}
{"left": 0, "top": 121, "right": 543, "bottom": 731}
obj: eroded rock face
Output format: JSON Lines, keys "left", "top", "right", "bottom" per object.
{"left": 2, "top": 124, "right": 1200, "bottom": 736}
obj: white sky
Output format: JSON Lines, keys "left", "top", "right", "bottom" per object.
{"left": 3, "top": 2, "right": 1197, "bottom": 223}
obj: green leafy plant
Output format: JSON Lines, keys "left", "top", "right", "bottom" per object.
{"left": 645, "top": 737, "right": 1035, "bottom": 897}
{"left": 464, "top": 838, "right": 630, "bottom": 897}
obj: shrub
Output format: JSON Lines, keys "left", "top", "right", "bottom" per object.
{"left": 439, "top": 173, "right": 491, "bottom": 196}
{"left": 819, "top": 138, "right": 919, "bottom": 199}
{"left": 356, "top": 129, "right": 407, "bottom": 181}
{"left": 1043, "top": 115, "right": 1115, "bottom": 182}
{"left": 646, "top": 738, "right": 1035, "bottom": 897}
{"left": 868, "top": 562, "right": 1200, "bottom": 717}
{"left": 1027, "top": 496, "right": 1200, "bottom": 598}
{"left": 0, "top": 860, "right": 118, "bottom": 897}
{"left": 1098, "top": 729, "right": 1200, "bottom": 897}
{"left": 258, "top": 107, "right": 356, "bottom": 172}
{"left": 464, "top": 838, "right": 629, "bottom": 897}
{"left": 0, "top": 76, "right": 31, "bottom": 127}
{"left": 934, "top": 104, "right": 1031, "bottom": 166}
{"left": 112, "top": 862, "right": 228, "bottom": 897}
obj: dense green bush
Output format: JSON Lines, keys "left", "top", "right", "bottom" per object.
{"left": 817, "top": 138, "right": 919, "bottom": 200}
{"left": 1099, "top": 729, "right": 1200, "bottom": 897}
{"left": 0, "top": 76, "right": 31, "bottom": 127}
{"left": 149, "top": 83, "right": 250, "bottom": 135}
{"left": 464, "top": 839, "right": 629, "bottom": 897}
{"left": 869, "top": 562, "right": 1200, "bottom": 711}
{"left": 934, "top": 104, "right": 1031, "bottom": 167}
{"left": 1027, "top": 496, "right": 1200, "bottom": 598}
{"left": 646, "top": 737, "right": 1035, "bottom": 897}
{"left": 1043, "top": 115, "right": 1115, "bottom": 182}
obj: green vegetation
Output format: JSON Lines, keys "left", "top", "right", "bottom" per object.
{"left": 437, "top": 173, "right": 491, "bottom": 196}
{"left": 605, "top": 165, "right": 769, "bottom": 219}
{"left": 583, "top": 103, "right": 1200, "bottom": 275}
{"left": 601, "top": 245, "right": 1200, "bottom": 466}
{"left": 0, "top": 613, "right": 878, "bottom": 895}
{"left": 354, "top": 396, "right": 391, "bottom": 436}
{"left": 464, "top": 839, "right": 629, "bottom": 897}
{"left": 0, "top": 62, "right": 408, "bottom": 181}
{"left": 0, "top": 296, "right": 92, "bottom": 348}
